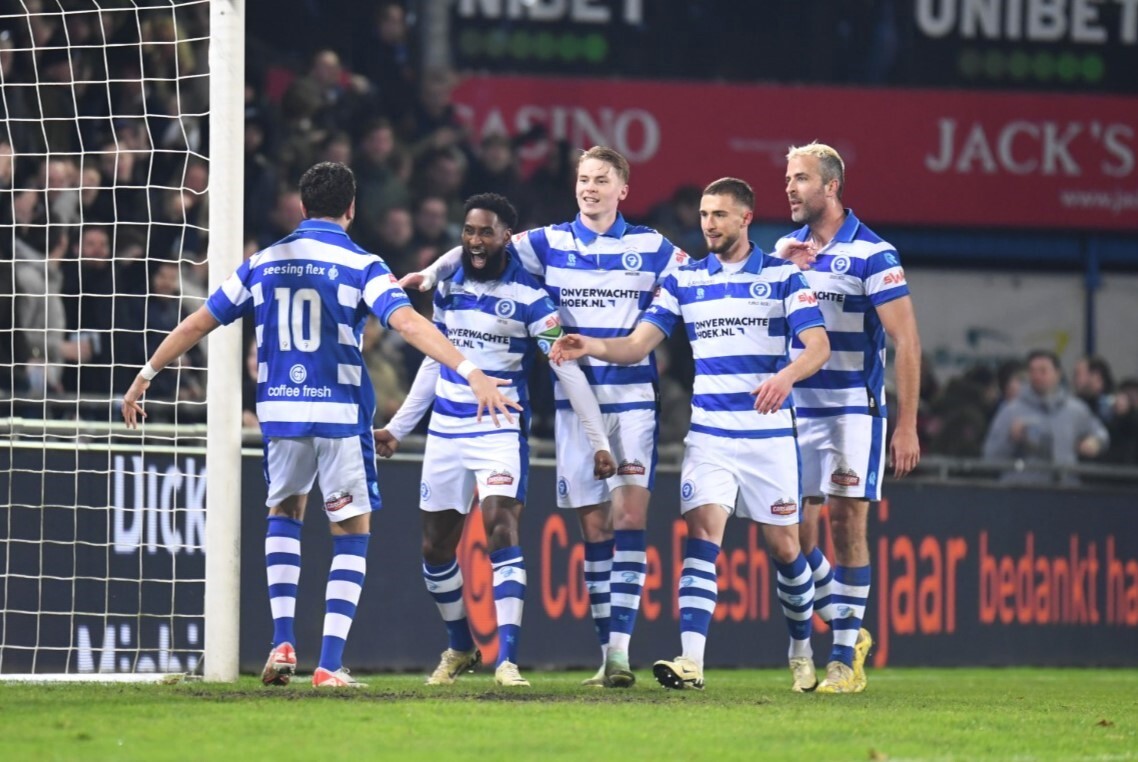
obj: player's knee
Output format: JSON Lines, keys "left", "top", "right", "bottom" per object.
{"left": 420, "top": 538, "right": 454, "bottom": 566}
{"left": 485, "top": 521, "right": 517, "bottom": 553}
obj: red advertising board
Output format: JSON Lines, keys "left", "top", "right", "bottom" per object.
{"left": 452, "top": 75, "right": 1138, "bottom": 231}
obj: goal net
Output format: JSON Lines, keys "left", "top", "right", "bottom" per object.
{"left": 1, "top": 0, "right": 242, "bottom": 680}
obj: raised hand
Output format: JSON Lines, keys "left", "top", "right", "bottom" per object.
{"left": 398, "top": 271, "right": 435, "bottom": 292}
{"left": 775, "top": 239, "right": 817, "bottom": 270}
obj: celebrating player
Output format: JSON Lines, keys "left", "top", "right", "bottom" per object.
{"left": 776, "top": 142, "right": 922, "bottom": 693}
{"left": 121, "top": 162, "right": 518, "bottom": 688}
{"left": 374, "top": 193, "right": 615, "bottom": 687}
{"left": 553, "top": 178, "right": 831, "bottom": 691}
{"left": 401, "top": 147, "right": 687, "bottom": 687}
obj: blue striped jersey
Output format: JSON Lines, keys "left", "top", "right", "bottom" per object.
{"left": 641, "top": 245, "right": 824, "bottom": 439}
{"left": 206, "top": 219, "right": 411, "bottom": 438}
{"left": 776, "top": 210, "right": 910, "bottom": 419}
{"left": 427, "top": 255, "right": 561, "bottom": 438}
{"left": 509, "top": 213, "right": 688, "bottom": 414}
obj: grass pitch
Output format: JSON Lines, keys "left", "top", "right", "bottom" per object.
{"left": 1, "top": 668, "right": 1134, "bottom": 761}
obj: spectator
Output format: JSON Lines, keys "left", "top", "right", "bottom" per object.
{"left": 412, "top": 147, "right": 466, "bottom": 225}
{"left": 374, "top": 205, "right": 416, "bottom": 276}
{"left": 353, "top": 2, "right": 416, "bottom": 122}
{"left": 1106, "top": 379, "right": 1138, "bottom": 465}
{"left": 995, "top": 358, "right": 1025, "bottom": 412}
{"left": 1073, "top": 355, "right": 1116, "bottom": 426}
{"left": 361, "top": 316, "right": 410, "bottom": 427}
{"left": 410, "top": 194, "right": 459, "bottom": 255}
{"left": 463, "top": 133, "right": 526, "bottom": 215}
{"left": 649, "top": 184, "right": 706, "bottom": 257}
{"left": 982, "top": 350, "right": 1109, "bottom": 485}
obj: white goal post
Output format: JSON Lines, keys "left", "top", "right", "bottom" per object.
{"left": 1, "top": 0, "right": 243, "bottom": 682}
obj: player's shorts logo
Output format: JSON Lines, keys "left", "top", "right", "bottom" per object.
{"left": 327, "top": 265, "right": 339, "bottom": 281}
{"left": 486, "top": 470, "right": 514, "bottom": 486}
{"left": 750, "top": 282, "right": 771, "bottom": 299}
{"left": 618, "top": 459, "right": 646, "bottom": 476}
{"left": 830, "top": 255, "right": 851, "bottom": 274}
{"left": 420, "top": 482, "right": 431, "bottom": 500}
{"left": 324, "top": 490, "right": 353, "bottom": 512}
{"left": 622, "top": 251, "right": 642, "bottom": 271}
{"left": 771, "top": 497, "right": 798, "bottom": 516}
{"left": 495, "top": 299, "right": 516, "bottom": 318}
{"left": 681, "top": 480, "right": 695, "bottom": 500}
{"left": 289, "top": 364, "right": 307, "bottom": 384}
{"left": 831, "top": 466, "right": 861, "bottom": 487}
{"left": 557, "top": 477, "right": 569, "bottom": 497}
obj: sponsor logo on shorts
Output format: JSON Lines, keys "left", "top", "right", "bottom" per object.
{"left": 681, "top": 480, "right": 695, "bottom": 500}
{"left": 324, "top": 490, "right": 353, "bottom": 512}
{"left": 420, "top": 482, "right": 431, "bottom": 500}
{"left": 557, "top": 477, "right": 569, "bottom": 497}
{"left": 771, "top": 497, "right": 798, "bottom": 516}
{"left": 831, "top": 466, "right": 861, "bottom": 487}
{"left": 486, "top": 470, "right": 514, "bottom": 486}
{"left": 618, "top": 459, "right": 646, "bottom": 476}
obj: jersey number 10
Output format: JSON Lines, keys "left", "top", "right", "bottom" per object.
{"left": 273, "top": 287, "right": 321, "bottom": 351}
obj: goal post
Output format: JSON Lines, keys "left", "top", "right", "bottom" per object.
{"left": 0, "top": 0, "right": 244, "bottom": 681}
{"left": 204, "top": 0, "right": 243, "bottom": 684}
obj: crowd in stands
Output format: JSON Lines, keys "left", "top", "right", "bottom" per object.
{"left": 2, "top": 2, "right": 1135, "bottom": 473}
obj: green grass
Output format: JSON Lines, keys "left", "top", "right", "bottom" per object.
{"left": 1, "top": 669, "right": 1135, "bottom": 761}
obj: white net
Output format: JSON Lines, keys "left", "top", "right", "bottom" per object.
{"left": 1, "top": 0, "right": 215, "bottom": 677}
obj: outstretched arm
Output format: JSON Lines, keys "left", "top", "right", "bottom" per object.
{"left": 551, "top": 322, "right": 666, "bottom": 366}
{"left": 398, "top": 246, "right": 462, "bottom": 292}
{"left": 122, "top": 305, "right": 220, "bottom": 428}
{"left": 388, "top": 305, "right": 521, "bottom": 426}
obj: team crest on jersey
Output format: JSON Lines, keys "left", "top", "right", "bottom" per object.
{"left": 681, "top": 480, "right": 695, "bottom": 500}
{"left": 750, "top": 282, "right": 771, "bottom": 299}
{"left": 770, "top": 497, "right": 798, "bottom": 516}
{"left": 618, "top": 459, "right": 646, "bottom": 476}
{"left": 324, "top": 491, "right": 353, "bottom": 512}
{"left": 831, "top": 466, "right": 861, "bottom": 487}
{"left": 327, "top": 265, "right": 339, "bottom": 281}
{"left": 557, "top": 477, "right": 569, "bottom": 497}
{"left": 420, "top": 482, "right": 431, "bottom": 500}
{"left": 487, "top": 470, "right": 514, "bottom": 486}
{"left": 289, "top": 364, "right": 307, "bottom": 384}
{"left": 622, "top": 251, "right": 642, "bottom": 271}
{"left": 495, "top": 299, "right": 516, "bottom": 318}
{"left": 830, "top": 255, "right": 851, "bottom": 274}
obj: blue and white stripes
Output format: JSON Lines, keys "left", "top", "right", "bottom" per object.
{"left": 318, "top": 533, "right": 369, "bottom": 672}
{"left": 583, "top": 540, "right": 614, "bottom": 655}
{"left": 775, "top": 553, "right": 816, "bottom": 658}
{"left": 491, "top": 546, "right": 526, "bottom": 665}
{"left": 265, "top": 516, "right": 302, "bottom": 648}
{"left": 829, "top": 564, "right": 871, "bottom": 666}
{"left": 423, "top": 559, "right": 474, "bottom": 653}
{"left": 607, "top": 530, "right": 647, "bottom": 653}
{"left": 678, "top": 538, "right": 719, "bottom": 665}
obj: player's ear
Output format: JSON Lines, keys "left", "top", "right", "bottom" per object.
{"left": 618, "top": 184, "right": 629, "bottom": 201}
{"left": 346, "top": 198, "right": 356, "bottom": 224}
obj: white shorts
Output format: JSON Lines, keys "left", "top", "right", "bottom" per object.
{"left": 679, "top": 431, "right": 802, "bottom": 526}
{"left": 797, "top": 414, "right": 887, "bottom": 501}
{"left": 264, "top": 434, "right": 380, "bottom": 522}
{"left": 554, "top": 407, "right": 656, "bottom": 509}
{"left": 419, "top": 431, "right": 527, "bottom": 513}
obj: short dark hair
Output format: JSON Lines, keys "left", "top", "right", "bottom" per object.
{"left": 702, "top": 177, "right": 754, "bottom": 210}
{"left": 299, "top": 162, "right": 355, "bottom": 219}
{"left": 463, "top": 193, "right": 518, "bottom": 230}
{"left": 1027, "top": 349, "right": 1061, "bottom": 371}
{"left": 1082, "top": 354, "right": 1115, "bottom": 393}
